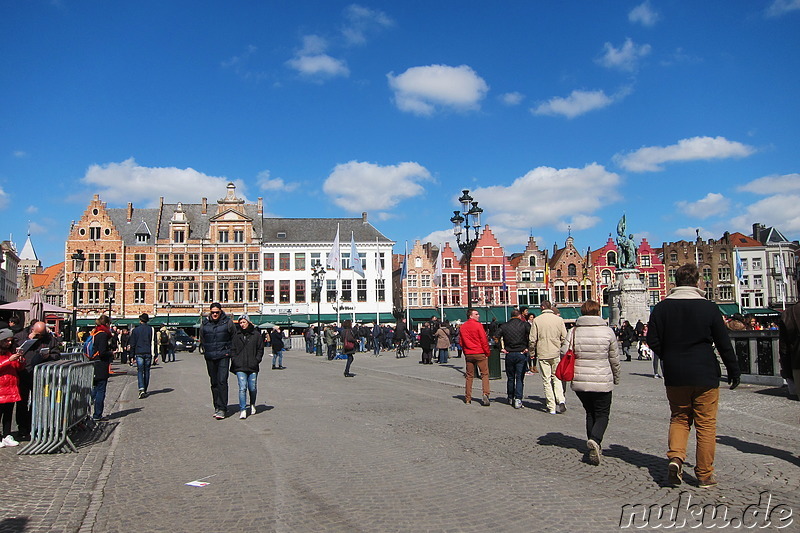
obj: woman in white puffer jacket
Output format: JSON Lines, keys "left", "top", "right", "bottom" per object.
{"left": 561, "top": 299, "right": 620, "bottom": 466}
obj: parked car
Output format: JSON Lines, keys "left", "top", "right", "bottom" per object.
{"left": 174, "top": 329, "right": 196, "bottom": 352}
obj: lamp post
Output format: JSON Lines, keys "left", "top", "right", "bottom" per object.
{"left": 106, "top": 284, "right": 115, "bottom": 322}
{"left": 164, "top": 303, "right": 171, "bottom": 328}
{"left": 312, "top": 262, "right": 326, "bottom": 356}
{"left": 71, "top": 249, "right": 86, "bottom": 344}
{"left": 450, "top": 189, "right": 484, "bottom": 308}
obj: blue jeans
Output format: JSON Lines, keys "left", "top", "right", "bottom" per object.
{"left": 136, "top": 354, "right": 152, "bottom": 392}
{"left": 91, "top": 379, "right": 108, "bottom": 419}
{"left": 359, "top": 337, "right": 366, "bottom": 352}
{"left": 373, "top": 339, "right": 381, "bottom": 355}
{"left": 305, "top": 339, "right": 314, "bottom": 353}
{"left": 272, "top": 350, "right": 283, "bottom": 368}
{"left": 235, "top": 372, "right": 258, "bottom": 411}
{"left": 438, "top": 348, "right": 449, "bottom": 364}
{"left": 504, "top": 352, "right": 527, "bottom": 400}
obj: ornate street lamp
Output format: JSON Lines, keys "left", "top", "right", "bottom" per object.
{"left": 312, "top": 262, "right": 326, "bottom": 356}
{"left": 71, "top": 249, "right": 85, "bottom": 344}
{"left": 450, "top": 189, "right": 484, "bottom": 308}
{"left": 164, "top": 303, "right": 172, "bottom": 328}
{"left": 106, "top": 283, "right": 115, "bottom": 321}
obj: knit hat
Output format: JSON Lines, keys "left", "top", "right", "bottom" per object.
{"left": 0, "top": 328, "right": 13, "bottom": 341}
{"left": 238, "top": 314, "right": 251, "bottom": 323}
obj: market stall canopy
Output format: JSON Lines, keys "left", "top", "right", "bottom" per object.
{"left": 0, "top": 299, "right": 71, "bottom": 314}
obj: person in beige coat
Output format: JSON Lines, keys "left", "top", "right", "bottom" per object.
{"left": 529, "top": 301, "right": 568, "bottom": 414}
{"left": 562, "top": 300, "right": 620, "bottom": 466}
{"left": 435, "top": 323, "right": 451, "bottom": 364}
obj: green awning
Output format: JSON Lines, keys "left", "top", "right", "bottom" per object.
{"left": 717, "top": 304, "right": 739, "bottom": 316}
{"left": 149, "top": 316, "right": 202, "bottom": 327}
{"left": 743, "top": 307, "right": 781, "bottom": 317}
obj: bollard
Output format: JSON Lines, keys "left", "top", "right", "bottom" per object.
{"left": 489, "top": 344, "right": 502, "bottom": 380}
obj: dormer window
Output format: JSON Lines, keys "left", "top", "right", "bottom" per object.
{"left": 173, "top": 230, "right": 185, "bottom": 243}
{"left": 136, "top": 234, "right": 148, "bottom": 243}
{"left": 277, "top": 232, "right": 286, "bottom": 239}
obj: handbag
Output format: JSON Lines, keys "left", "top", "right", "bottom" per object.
{"left": 555, "top": 328, "right": 577, "bottom": 382}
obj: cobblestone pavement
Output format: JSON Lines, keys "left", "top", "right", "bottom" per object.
{"left": 2, "top": 347, "right": 798, "bottom": 532}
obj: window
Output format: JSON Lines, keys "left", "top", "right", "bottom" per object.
{"left": 491, "top": 265, "right": 501, "bottom": 281}
{"left": 650, "top": 291, "right": 660, "bottom": 306}
{"left": 173, "top": 282, "right": 184, "bottom": 303}
{"left": 529, "top": 256, "right": 536, "bottom": 267}
{"left": 279, "top": 253, "right": 290, "bottom": 271}
{"left": 188, "top": 282, "right": 199, "bottom": 303}
{"left": 697, "top": 252, "right": 704, "bottom": 262}
{"left": 341, "top": 253, "right": 351, "bottom": 270}
{"left": 89, "top": 226, "right": 101, "bottom": 240}
{"left": 741, "top": 259, "right": 748, "bottom": 271}
{"left": 476, "top": 266, "right": 486, "bottom": 281}
{"left": 357, "top": 279, "right": 367, "bottom": 302}
{"left": 450, "top": 274, "right": 460, "bottom": 287}
{"left": 649, "top": 273, "right": 659, "bottom": 288}
{"left": 753, "top": 274, "right": 763, "bottom": 288}
{"left": 173, "top": 230, "right": 185, "bottom": 243}
{"left": 607, "top": 251, "right": 617, "bottom": 265}
{"left": 421, "top": 274, "right": 431, "bottom": 287}
{"left": 568, "top": 264, "right": 577, "bottom": 276}
{"left": 203, "top": 282, "right": 214, "bottom": 303}
{"left": 158, "top": 254, "right": 169, "bottom": 271}
{"left": 295, "top": 280, "right": 306, "bottom": 303}
{"left": 87, "top": 282, "right": 100, "bottom": 304}
{"left": 752, "top": 258, "right": 762, "bottom": 270}
{"left": 533, "top": 271, "right": 544, "bottom": 283}
{"left": 189, "top": 254, "right": 199, "bottom": 271}
{"left": 217, "top": 282, "right": 229, "bottom": 303}
{"left": 444, "top": 258, "right": 452, "bottom": 268}
{"left": 279, "top": 280, "right": 290, "bottom": 303}
{"left": 407, "top": 274, "right": 417, "bottom": 288}
{"left": 136, "top": 233, "right": 148, "bottom": 244}
{"left": 103, "top": 253, "right": 116, "bottom": 272}
{"left": 720, "top": 251, "right": 728, "bottom": 262}
{"left": 451, "top": 290, "right": 460, "bottom": 306}
{"left": 263, "top": 253, "right": 274, "bottom": 270}
{"left": 521, "top": 271, "right": 531, "bottom": 282}
{"left": 73, "top": 282, "right": 84, "bottom": 305}
{"left": 311, "top": 252, "right": 322, "bottom": 266}
{"left": 173, "top": 254, "right": 184, "bottom": 271}
{"left": 567, "top": 282, "right": 579, "bottom": 302}
{"left": 327, "top": 280, "right": 337, "bottom": 302}
{"left": 702, "top": 266, "right": 712, "bottom": 281}
{"left": 247, "top": 281, "right": 259, "bottom": 302}
{"left": 421, "top": 292, "right": 432, "bottom": 307}
{"left": 601, "top": 269, "right": 612, "bottom": 285}
{"left": 556, "top": 269, "right": 562, "bottom": 278}
{"left": 581, "top": 282, "right": 591, "bottom": 302}
{"left": 341, "top": 280, "right": 352, "bottom": 302}
{"left": 233, "top": 281, "right": 244, "bottom": 303}
{"left": 87, "top": 253, "right": 101, "bottom": 272}
{"left": 640, "top": 255, "right": 651, "bottom": 267}
{"left": 233, "top": 229, "right": 244, "bottom": 243}
{"left": 669, "top": 251, "right": 678, "bottom": 263}
{"left": 248, "top": 253, "right": 259, "bottom": 271}
{"left": 740, "top": 293, "right": 750, "bottom": 308}
{"left": 718, "top": 286, "right": 732, "bottom": 301}
{"left": 668, "top": 268, "right": 676, "bottom": 283}
{"left": 376, "top": 279, "right": 385, "bottom": 301}
{"left": 554, "top": 284, "right": 565, "bottom": 303}
{"left": 741, "top": 275, "right": 749, "bottom": 288}
{"left": 134, "top": 254, "right": 146, "bottom": 272}
{"left": 753, "top": 293, "right": 764, "bottom": 307}
{"left": 158, "top": 283, "right": 168, "bottom": 303}
{"left": 518, "top": 290, "right": 529, "bottom": 306}
{"left": 134, "top": 282, "right": 145, "bottom": 304}
{"left": 408, "top": 292, "right": 418, "bottom": 307}
{"left": 233, "top": 253, "right": 244, "bottom": 271}
{"left": 295, "top": 253, "right": 306, "bottom": 271}
{"left": 263, "top": 281, "right": 275, "bottom": 303}
{"left": 218, "top": 230, "right": 229, "bottom": 243}
{"left": 203, "top": 253, "right": 214, "bottom": 271}
{"left": 440, "top": 275, "right": 448, "bottom": 287}
{"left": 218, "top": 254, "right": 229, "bottom": 271}
{"left": 718, "top": 266, "right": 731, "bottom": 282}
{"left": 440, "top": 291, "right": 449, "bottom": 306}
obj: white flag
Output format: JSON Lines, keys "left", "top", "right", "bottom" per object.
{"left": 375, "top": 250, "right": 383, "bottom": 279}
{"left": 434, "top": 245, "right": 443, "bottom": 286}
{"left": 351, "top": 232, "right": 364, "bottom": 278}
{"left": 326, "top": 224, "right": 341, "bottom": 276}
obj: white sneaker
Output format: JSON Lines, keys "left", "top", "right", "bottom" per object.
{"left": 2, "top": 435, "right": 20, "bottom": 447}
{"left": 239, "top": 410, "right": 247, "bottom": 419}
{"left": 513, "top": 399, "right": 522, "bottom": 409}
{"left": 250, "top": 405, "right": 256, "bottom": 416}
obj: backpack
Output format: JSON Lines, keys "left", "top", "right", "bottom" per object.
{"left": 83, "top": 330, "right": 101, "bottom": 360}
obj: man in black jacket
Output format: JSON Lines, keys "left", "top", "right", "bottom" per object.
{"left": 647, "top": 263, "right": 740, "bottom": 488}
{"left": 200, "top": 303, "right": 236, "bottom": 419}
{"left": 497, "top": 309, "right": 532, "bottom": 409}
{"left": 128, "top": 313, "right": 153, "bottom": 399}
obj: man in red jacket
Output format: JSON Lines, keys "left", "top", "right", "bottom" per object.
{"left": 460, "top": 309, "right": 491, "bottom": 406}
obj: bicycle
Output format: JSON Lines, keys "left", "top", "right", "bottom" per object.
{"left": 395, "top": 339, "right": 409, "bottom": 358}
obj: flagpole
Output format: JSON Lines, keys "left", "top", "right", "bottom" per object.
{"left": 375, "top": 237, "right": 380, "bottom": 326}
{"left": 405, "top": 241, "right": 410, "bottom": 327}
{"left": 779, "top": 243, "right": 786, "bottom": 310}
{"left": 734, "top": 248, "right": 743, "bottom": 314}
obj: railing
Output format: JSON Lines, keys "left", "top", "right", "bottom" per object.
{"left": 727, "top": 330, "right": 782, "bottom": 386}
{"left": 18, "top": 360, "right": 95, "bottom": 455}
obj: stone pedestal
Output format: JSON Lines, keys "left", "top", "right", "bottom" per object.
{"left": 608, "top": 269, "right": 650, "bottom": 327}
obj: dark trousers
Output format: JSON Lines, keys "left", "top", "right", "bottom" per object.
{"left": 504, "top": 352, "right": 527, "bottom": 400}
{"left": 91, "top": 379, "right": 108, "bottom": 419}
{"left": 205, "top": 357, "right": 230, "bottom": 412}
{"left": 421, "top": 349, "right": 433, "bottom": 364}
{"left": 1, "top": 402, "right": 14, "bottom": 437}
{"left": 575, "top": 390, "right": 613, "bottom": 445}
{"left": 16, "top": 370, "right": 33, "bottom": 436}
{"left": 327, "top": 343, "right": 336, "bottom": 360}
{"left": 344, "top": 354, "right": 354, "bottom": 374}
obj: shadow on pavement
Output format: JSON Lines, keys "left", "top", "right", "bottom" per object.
{"left": 145, "top": 388, "right": 174, "bottom": 396}
{"left": 717, "top": 434, "right": 800, "bottom": 467}
{"left": 74, "top": 421, "right": 119, "bottom": 449}
{"left": 109, "top": 407, "right": 143, "bottom": 420}
{"left": 0, "top": 516, "right": 29, "bottom": 533}
{"left": 605, "top": 443, "right": 671, "bottom": 486}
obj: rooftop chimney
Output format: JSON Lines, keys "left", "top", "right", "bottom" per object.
{"left": 362, "top": 212, "right": 368, "bottom": 224}
{"left": 127, "top": 202, "right": 133, "bottom": 222}
{"left": 202, "top": 197, "right": 207, "bottom": 215}
{"left": 257, "top": 197, "right": 263, "bottom": 216}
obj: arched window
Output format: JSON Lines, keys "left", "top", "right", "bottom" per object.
{"left": 669, "top": 251, "right": 678, "bottom": 262}
{"left": 607, "top": 251, "right": 617, "bottom": 265}
{"left": 568, "top": 264, "right": 577, "bottom": 276}
{"left": 529, "top": 256, "right": 536, "bottom": 267}
{"left": 415, "top": 257, "right": 422, "bottom": 267}
{"left": 601, "top": 269, "right": 612, "bottom": 285}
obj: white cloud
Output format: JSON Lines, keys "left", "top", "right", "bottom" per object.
{"left": 322, "top": 160, "right": 432, "bottom": 213}
{"left": 468, "top": 163, "right": 622, "bottom": 233}
{"left": 500, "top": 92, "right": 524, "bottom": 106}
{"left": 256, "top": 170, "right": 299, "bottom": 192}
{"left": 221, "top": 45, "right": 267, "bottom": 81}
{"left": 629, "top": 1, "right": 660, "bottom": 26}
{"left": 13, "top": 150, "right": 28, "bottom": 158}
{"left": 675, "top": 226, "right": 714, "bottom": 240}
{"left": 676, "top": 192, "right": 731, "bottom": 219}
{"left": 341, "top": 4, "right": 393, "bottom": 45}
{"left": 419, "top": 229, "right": 458, "bottom": 253}
{"left": 0, "top": 186, "right": 8, "bottom": 210}
{"left": 596, "top": 38, "right": 651, "bottom": 72}
{"left": 387, "top": 64, "right": 489, "bottom": 116}
{"left": 766, "top": 0, "right": 800, "bottom": 18}
{"left": 736, "top": 173, "right": 800, "bottom": 194}
{"left": 286, "top": 35, "right": 349, "bottom": 78}
{"left": 532, "top": 89, "right": 615, "bottom": 119}
{"left": 80, "top": 158, "right": 246, "bottom": 206}
{"left": 25, "top": 205, "right": 38, "bottom": 214}
{"left": 615, "top": 136, "right": 756, "bottom": 172}
{"left": 729, "top": 194, "right": 800, "bottom": 234}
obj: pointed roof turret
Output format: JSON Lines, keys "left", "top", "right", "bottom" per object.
{"left": 19, "top": 232, "right": 38, "bottom": 261}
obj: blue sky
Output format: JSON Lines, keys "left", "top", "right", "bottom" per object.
{"left": 2, "top": 1, "right": 799, "bottom": 268}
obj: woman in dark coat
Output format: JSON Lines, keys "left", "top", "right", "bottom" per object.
{"left": 230, "top": 315, "right": 264, "bottom": 419}
{"left": 89, "top": 315, "right": 114, "bottom": 421}
{"left": 342, "top": 319, "right": 357, "bottom": 377}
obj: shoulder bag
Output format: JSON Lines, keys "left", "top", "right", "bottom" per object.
{"left": 555, "top": 327, "right": 577, "bottom": 382}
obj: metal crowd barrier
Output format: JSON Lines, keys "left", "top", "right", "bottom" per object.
{"left": 18, "top": 360, "right": 95, "bottom": 455}
{"left": 60, "top": 350, "right": 85, "bottom": 362}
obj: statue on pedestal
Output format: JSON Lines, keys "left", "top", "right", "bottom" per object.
{"left": 616, "top": 214, "right": 637, "bottom": 269}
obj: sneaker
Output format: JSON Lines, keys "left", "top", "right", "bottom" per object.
{"left": 251, "top": 405, "right": 257, "bottom": 416}
{"left": 239, "top": 410, "right": 247, "bottom": 419}
{"left": 0, "top": 440, "right": 5, "bottom": 448}
{"left": 213, "top": 410, "right": 225, "bottom": 420}
{"left": 557, "top": 402, "right": 567, "bottom": 413}
{"left": 667, "top": 459, "right": 683, "bottom": 486}
{"left": 654, "top": 374, "right": 662, "bottom": 379}
{"left": 698, "top": 475, "right": 718, "bottom": 488}
{"left": 138, "top": 390, "right": 146, "bottom": 399}
{"left": 481, "top": 394, "right": 490, "bottom": 406}
{"left": 513, "top": 399, "right": 522, "bottom": 409}
{"left": 2, "top": 435, "right": 20, "bottom": 447}
{"left": 587, "top": 439, "right": 601, "bottom": 465}
{"left": 549, "top": 410, "right": 558, "bottom": 415}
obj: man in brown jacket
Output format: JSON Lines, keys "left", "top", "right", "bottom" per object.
{"left": 529, "top": 301, "right": 568, "bottom": 414}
